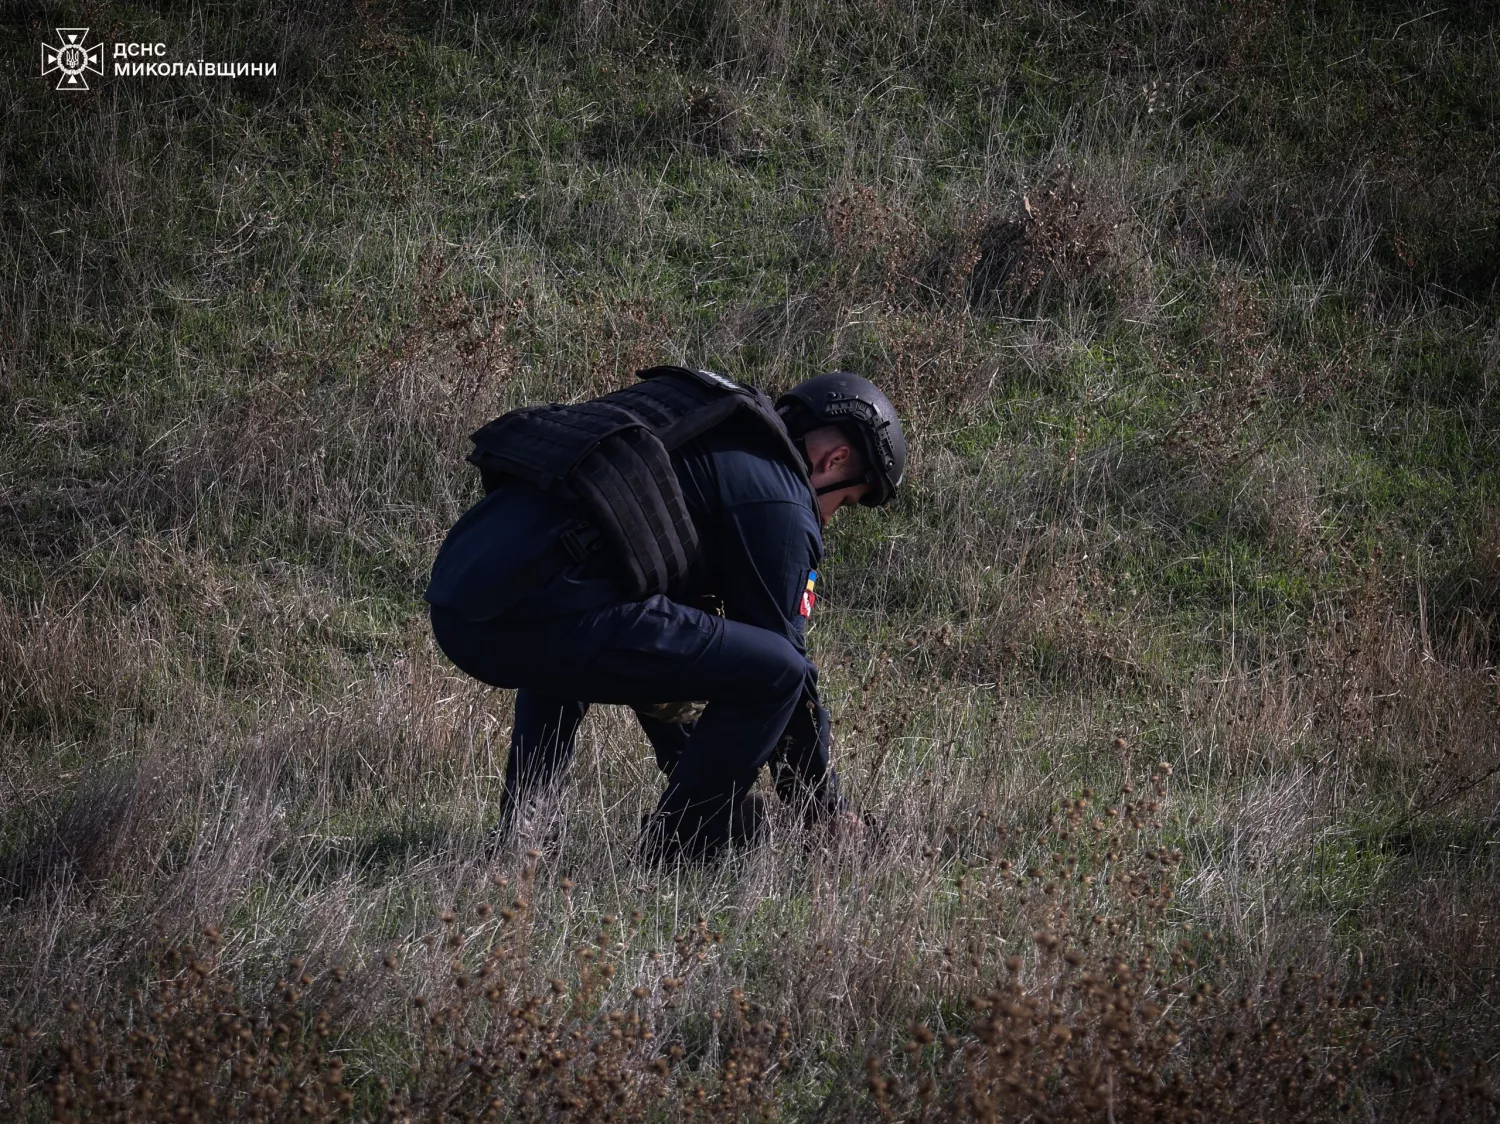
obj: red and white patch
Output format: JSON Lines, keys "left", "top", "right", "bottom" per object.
{"left": 797, "top": 569, "right": 819, "bottom": 618}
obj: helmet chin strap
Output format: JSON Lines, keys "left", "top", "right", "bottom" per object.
{"left": 795, "top": 431, "right": 870, "bottom": 496}
{"left": 815, "top": 473, "right": 870, "bottom": 496}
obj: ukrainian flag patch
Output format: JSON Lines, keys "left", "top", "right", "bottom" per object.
{"left": 798, "top": 569, "right": 818, "bottom": 618}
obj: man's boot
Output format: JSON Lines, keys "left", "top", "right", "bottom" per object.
{"left": 638, "top": 788, "right": 768, "bottom": 865}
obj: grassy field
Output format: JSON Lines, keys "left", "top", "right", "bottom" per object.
{"left": 2, "top": 1, "right": 1499, "bottom": 1118}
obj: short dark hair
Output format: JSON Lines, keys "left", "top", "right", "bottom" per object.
{"left": 804, "top": 422, "right": 866, "bottom": 472}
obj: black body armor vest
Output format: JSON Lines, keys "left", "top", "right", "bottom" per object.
{"left": 466, "top": 366, "right": 812, "bottom": 600}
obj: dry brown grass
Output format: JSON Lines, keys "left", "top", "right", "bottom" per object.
{"left": 17, "top": 766, "right": 1489, "bottom": 1122}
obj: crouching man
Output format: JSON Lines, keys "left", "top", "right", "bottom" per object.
{"left": 425, "top": 365, "right": 905, "bottom": 861}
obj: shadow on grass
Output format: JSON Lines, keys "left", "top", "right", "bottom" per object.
{"left": 268, "top": 816, "right": 471, "bottom": 887}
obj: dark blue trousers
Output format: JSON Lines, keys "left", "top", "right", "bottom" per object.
{"left": 429, "top": 595, "right": 810, "bottom": 853}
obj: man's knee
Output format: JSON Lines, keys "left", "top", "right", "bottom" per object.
{"left": 735, "top": 628, "right": 808, "bottom": 703}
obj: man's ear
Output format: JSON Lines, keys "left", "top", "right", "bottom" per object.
{"left": 823, "top": 442, "right": 852, "bottom": 473}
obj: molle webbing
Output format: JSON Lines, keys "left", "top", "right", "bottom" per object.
{"left": 466, "top": 401, "right": 640, "bottom": 496}
{"left": 569, "top": 425, "right": 698, "bottom": 600}
{"left": 466, "top": 367, "right": 809, "bottom": 600}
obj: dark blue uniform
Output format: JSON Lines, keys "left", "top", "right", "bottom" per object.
{"left": 426, "top": 425, "right": 839, "bottom": 854}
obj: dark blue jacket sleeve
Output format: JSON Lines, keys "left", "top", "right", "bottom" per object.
{"left": 712, "top": 497, "right": 842, "bottom": 818}
{"left": 770, "top": 689, "right": 843, "bottom": 820}
{"left": 713, "top": 499, "right": 819, "bottom": 649}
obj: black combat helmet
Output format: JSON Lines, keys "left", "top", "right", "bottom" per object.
{"left": 776, "top": 372, "right": 907, "bottom": 507}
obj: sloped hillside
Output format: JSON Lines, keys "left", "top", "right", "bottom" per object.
{"left": 2, "top": 2, "right": 1497, "bottom": 1118}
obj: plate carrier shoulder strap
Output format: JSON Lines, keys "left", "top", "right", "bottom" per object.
{"left": 466, "top": 366, "right": 812, "bottom": 600}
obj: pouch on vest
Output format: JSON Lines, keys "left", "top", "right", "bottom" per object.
{"left": 466, "top": 367, "right": 810, "bottom": 601}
